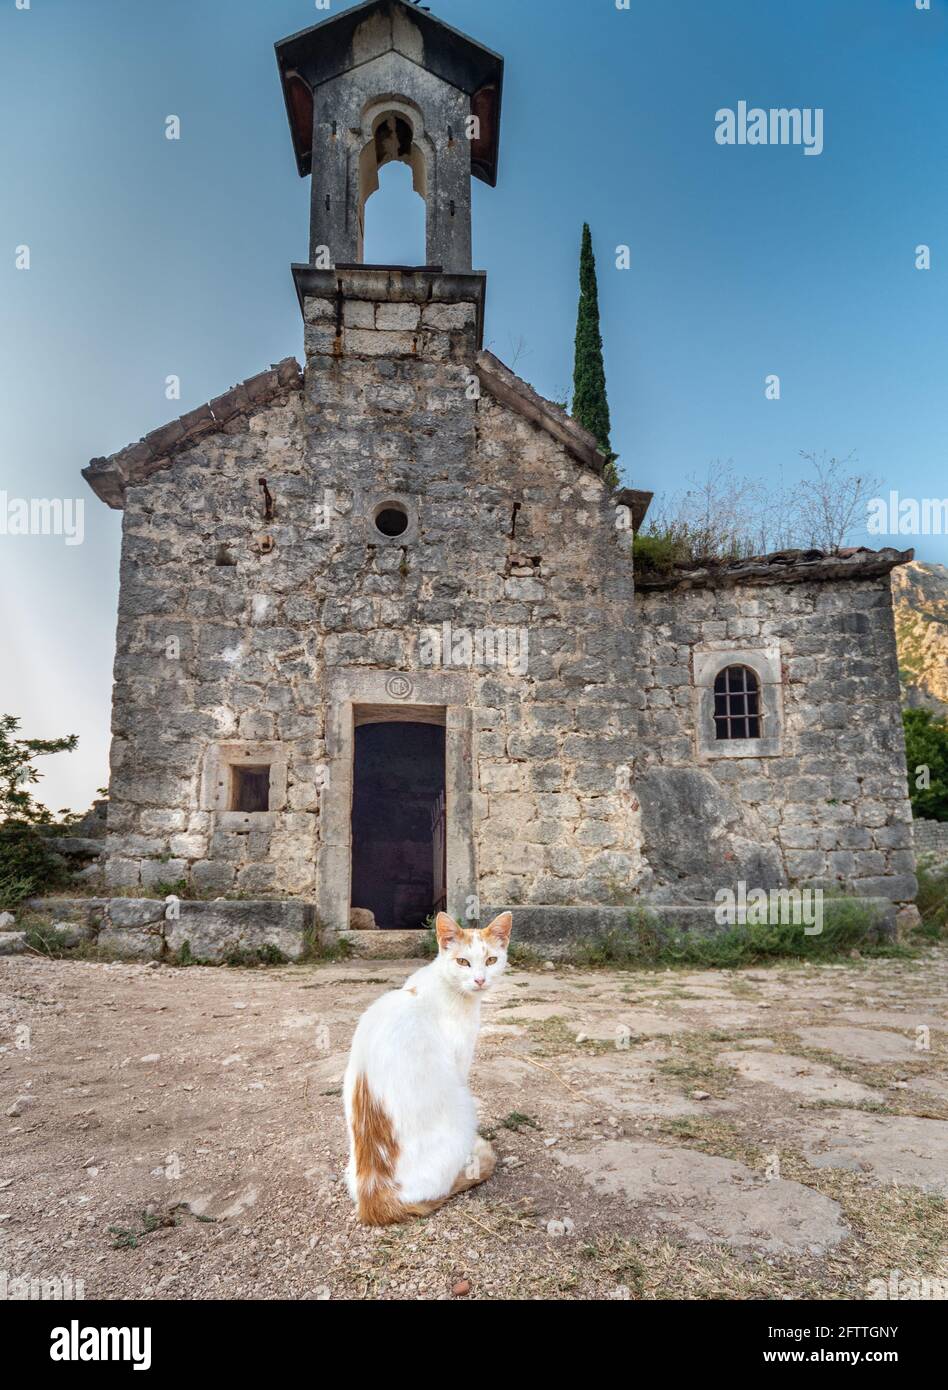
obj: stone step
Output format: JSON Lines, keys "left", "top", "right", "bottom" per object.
{"left": 340, "top": 929, "right": 428, "bottom": 960}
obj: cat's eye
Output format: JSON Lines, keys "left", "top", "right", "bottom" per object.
{"left": 457, "top": 958, "right": 470, "bottom": 968}
{"left": 486, "top": 956, "right": 497, "bottom": 966}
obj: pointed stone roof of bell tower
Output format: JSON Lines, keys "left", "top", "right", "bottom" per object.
{"left": 275, "top": 0, "right": 503, "bottom": 185}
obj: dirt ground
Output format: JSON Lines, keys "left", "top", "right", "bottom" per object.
{"left": 1, "top": 946, "right": 946, "bottom": 1301}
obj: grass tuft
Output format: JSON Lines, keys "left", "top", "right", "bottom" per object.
{"left": 565, "top": 899, "right": 909, "bottom": 971}
{"left": 300, "top": 929, "right": 354, "bottom": 964}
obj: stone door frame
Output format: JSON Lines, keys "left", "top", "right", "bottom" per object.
{"left": 317, "top": 668, "right": 475, "bottom": 932}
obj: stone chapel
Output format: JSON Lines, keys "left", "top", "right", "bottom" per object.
{"left": 82, "top": 0, "right": 916, "bottom": 952}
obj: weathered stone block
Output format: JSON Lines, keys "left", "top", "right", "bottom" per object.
{"left": 140, "top": 859, "right": 187, "bottom": 889}
{"left": 421, "top": 302, "right": 477, "bottom": 330}
{"left": 164, "top": 900, "right": 312, "bottom": 963}
{"left": 852, "top": 874, "right": 918, "bottom": 902}
{"left": 344, "top": 328, "right": 417, "bottom": 357}
{"left": 479, "top": 762, "right": 524, "bottom": 793}
{"left": 191, "top": 861, "right": 237, "bottom": 894}
{"left": 343, "top": 301, "right": 375, "bottom": 329}
{"left": 375, "top": 302, "right": 421, "bottom": 331}
{"left": 108, "top": 898, "right": 168, "bottom": 928}
{"left": 97, "top": 926, "right": 163, "bottom": 960}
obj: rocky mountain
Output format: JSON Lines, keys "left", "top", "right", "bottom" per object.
{"left": 891, "top": 560, "right": 948, "bottom": 714}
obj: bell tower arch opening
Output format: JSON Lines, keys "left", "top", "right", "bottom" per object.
{"left": 359, "top": 105, "right": 429, "bottom": 266}
{"left": 276, "top": 0, "right": 503, "bottom": 277}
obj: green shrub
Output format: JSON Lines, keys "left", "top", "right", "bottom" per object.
{"left": 0, "top": 867, "right": 38, "bottom": 909}
{"left": 21, "top": 921, "right": 77, "bottom": 958}
{"left": 150, "top": 878, "right": 190, "bottom": 900}
{"left": 416, "top": 926, "right": 438, "bottom": 959}
{"left": 903, "top": 708, "right": 948, "bottom": 821}
{"left": 0, "top": 715, "right": 77, "bottom": 824}
{"left": 915, "top": 866, "right": 948, "bottom": 940}
{"left": 300, "top": 921, "right": 353, "bottom": 963}
{"left": 568, "top": 897, "right": 903, "bottom": 970}
{"left": 506, "top": 941, "right": 545, "bottom": 968}
{"left": 221, "top": 942, "right": 288, "bottom": 968}
{"left": 0, "top": 714, "right": 81, "bottom": 905}
{"left": 632, "top": 519, "right": 757, "bottom": 579}
{"left": 632, "top": 530, "right": 691, "bottom": 577}
{"left": 0, "top": 821, "right": 70, "bottom": 907}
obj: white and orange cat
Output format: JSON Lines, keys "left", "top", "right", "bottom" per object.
{"left": 343, "top": 910, "right": 513, "bottom": 1226}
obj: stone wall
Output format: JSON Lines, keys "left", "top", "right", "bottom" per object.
{"left": 298, "top": 272, "right": 640, "bottom": 915}
{"left": 104, "top": 389, "right": 323, "bottom": 897}
{"left": 635, "top": 576, "right": 917, "bottom": 904}
{"left": 22, "top": 897, "right": 315, "bottom": 964}
{"left": 99, "top": 273, "right": 915, "bottom": 920}
{"left": 913, "top": 818, "right": 948, "bottom": 859}
{"left": 102, "top": 270, "right": 641, "bottom": 916}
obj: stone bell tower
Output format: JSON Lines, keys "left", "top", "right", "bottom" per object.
{"left": 269, "top": 2, "right": 508, "bottom": 932}
{"left": 275, "top": 0, "right": 503, "bottom": 279}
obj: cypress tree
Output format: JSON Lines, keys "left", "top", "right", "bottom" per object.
{"left": 572, "top": 223, "right": 616, "bottom": 482}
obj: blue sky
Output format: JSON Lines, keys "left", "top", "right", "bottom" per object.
{"left": 1, "top": 0, "right": 946, "bottom": 812}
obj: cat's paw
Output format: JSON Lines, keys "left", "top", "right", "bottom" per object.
{"left": 467, "top": 1136, "right": 497, "bottom": 1183}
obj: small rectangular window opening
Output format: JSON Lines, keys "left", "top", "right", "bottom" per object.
{"left": 231, "top": 764, "right": 271, "bottom": 813}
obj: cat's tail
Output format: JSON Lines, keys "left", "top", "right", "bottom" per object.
{"left": 349, "top": 1074, "right": 447, "bottom": 1226}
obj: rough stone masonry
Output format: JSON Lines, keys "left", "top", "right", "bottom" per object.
{"left": 80, "top": 0, "right": 917, "bottom": 949}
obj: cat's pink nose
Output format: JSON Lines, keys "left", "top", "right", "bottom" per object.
{"left": 474, "top": 977, "right": 486, "bottom": 988}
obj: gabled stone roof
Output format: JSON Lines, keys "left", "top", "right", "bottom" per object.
{"left": 474, "top": 352, "right": 653, "bottom": 525}
{"left": 84, "top": 347, "right": 652, "bottom": 520}
{"left": 82, "top": 358, "right": 303, "bottom": 509}
{"left": 474, "top": 351, "right": 602, "bottom": 473}
{"left": 636, "top": 545, "right": 915, "bottom": 592}
{"left": 276, "top": 0, "right": 504, "bottom": 185}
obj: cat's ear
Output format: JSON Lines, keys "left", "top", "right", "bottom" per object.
{"left": 435, "top": 912, "right": 464, "bottom": 949}
{"left": 482, "top": 912, "right": 513, "bottom": 948}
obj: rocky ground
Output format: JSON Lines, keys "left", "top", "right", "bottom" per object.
{"left": 1, "top": 947, "right": 946, "bottom": 1301}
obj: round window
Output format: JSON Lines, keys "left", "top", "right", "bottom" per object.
{"left": 374, "top": 504, "right": 409, "bottom": 538}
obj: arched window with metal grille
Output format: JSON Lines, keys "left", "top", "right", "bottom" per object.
{"left": 713, "top": 665, "right": 761, "bottom": 741}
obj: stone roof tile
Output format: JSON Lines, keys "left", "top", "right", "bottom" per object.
{"left": 475, "top": 350, "right": 608, "bottom": 478}
{"left": 636, "top": 545, "right": 915, "bottom": 591}
{"left": 82, "top": 358, "right": 303, "bottom": 509}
